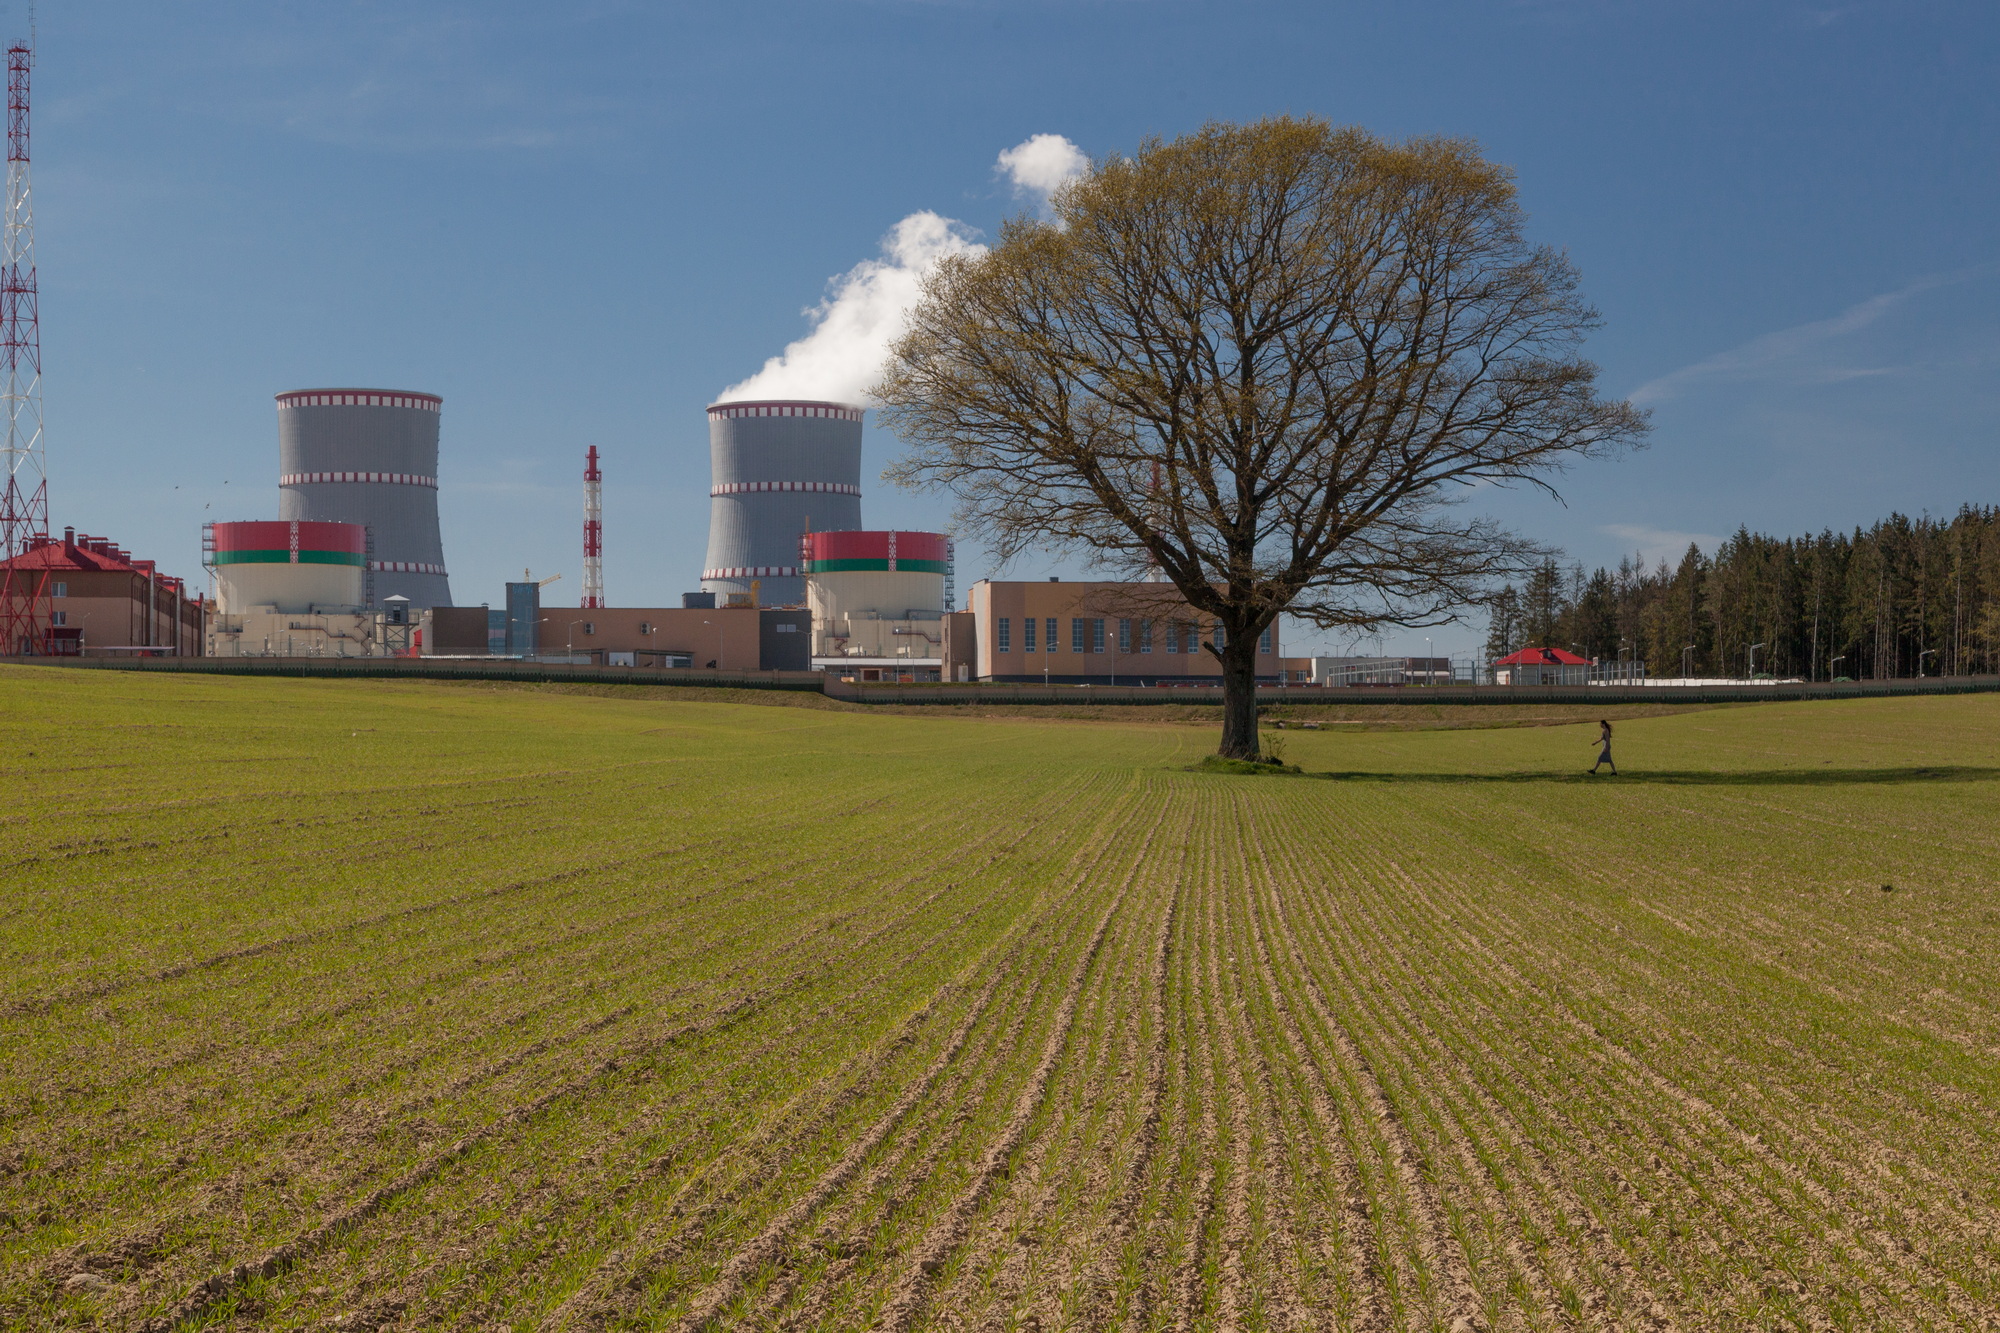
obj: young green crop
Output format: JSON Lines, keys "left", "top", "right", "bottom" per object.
{"left": 1, "top": 667, "right": 1996, "bottom": 1330}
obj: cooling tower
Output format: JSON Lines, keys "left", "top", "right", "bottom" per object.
{"left": 276, "top": 388, "right": 452, "bottom": 608}
{"left": 701, "top": 400, "right": 863, "bottom": 606}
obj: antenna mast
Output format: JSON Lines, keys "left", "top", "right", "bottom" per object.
{"left": 582, "top": 445, "right": 602, "bottom": 610}
{"left": 0, "top": 24, "right": 46, "bottom": 654}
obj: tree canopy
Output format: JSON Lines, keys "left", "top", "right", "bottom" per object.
{"left": 878, "top": 117, "right": 1647, "bottom": 756}
{"left": 1486, "top": 506, "right": 2000, "bottom": 681}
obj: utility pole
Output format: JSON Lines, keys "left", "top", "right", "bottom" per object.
{"left": 1809, "top": 552, "right": 1822, "bottom": 683}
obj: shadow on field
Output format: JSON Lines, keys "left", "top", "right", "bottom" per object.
{"left": 1306, "top": 766, "right": 2000, "bottom": 786}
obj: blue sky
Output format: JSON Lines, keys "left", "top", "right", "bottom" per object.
{"left": 26, "top": 0, "right": 2000, "bottom": 658}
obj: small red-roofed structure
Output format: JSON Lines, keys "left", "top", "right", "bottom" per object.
{"left": 1493, "top": 645, "right": 1591, "bottom": 685}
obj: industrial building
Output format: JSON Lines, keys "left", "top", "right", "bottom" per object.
{"left": 422, "top": 578, "right": 806, "bottom": 671}
{"left": 418, "top": 576, "right": 559, "bottom": 658}
{"left": 805, "top": 530, "right": 949, "bottom": 680}
{"left": 276, "top": 388, "right": 453, "bottom": 609}
{"left": 1303, "top": 655, "right": 1455, "bottom": 686}
{"left": 0, "top": 528, "right": 203, "bottom": 655}
{"left": 701, "top": 400, "right": 864, "bottom": 607}
{"left": 205, "top": 519, "right": 412, "bottom": 657}
{"left": 530, "top": 605, "right": 807, "bottom": 669}
{"left": 422, "top": 605, "right": 498, "bottom": 656}
{"left": 956, "top": 579, "right": 1280, "bottom": 684}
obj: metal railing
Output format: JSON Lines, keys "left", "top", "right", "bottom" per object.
{"left": 0, "top": 655, "right": 824, "bottom": 690}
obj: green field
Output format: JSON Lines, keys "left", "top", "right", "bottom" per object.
{"left": 3, "top": 668, "right": 1998, "bottom": 1332}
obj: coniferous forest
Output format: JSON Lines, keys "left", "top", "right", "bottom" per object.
{"left": 1483, "top": 507, "right": 2000, "bottom": 679}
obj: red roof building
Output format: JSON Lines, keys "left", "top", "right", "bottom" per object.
{"left": 1493, "top": 647, "right": 1591, "bottom": 667}
{"left": 1492, "top": 645, "right": 1592, "bottom": 685}
{"left": 0, "top": 528, "right": 204, "bottom": 655}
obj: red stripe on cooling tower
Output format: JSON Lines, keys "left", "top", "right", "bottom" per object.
{"left": 702, "top": 566, "right": 799, "bottom": 579}
{"left": 708, "top": 481, "right": 860, "bottom": 497}
{"left": 275, "top": 389, "right": 443, "bottom": 411}
{"left": 704, "top": 400, "right": 864, "bottom": 422}
{"left": 280, "top": 471, "right": 438, "bottom": 488}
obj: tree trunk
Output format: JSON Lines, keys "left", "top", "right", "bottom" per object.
{"left": 1216, "top": 633, "right": 1261, "bottom": 759}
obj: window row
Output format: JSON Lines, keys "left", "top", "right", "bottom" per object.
{"left": 993, "top": 617, "right": 1273, "bottom": 653}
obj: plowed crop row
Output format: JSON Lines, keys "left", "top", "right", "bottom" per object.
{"left": 3, "top": 669, "right": 1998, "bottom": 1330}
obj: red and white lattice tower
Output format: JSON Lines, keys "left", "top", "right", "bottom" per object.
{"left": 0, "top": 32, "right": 48, "bottom": 655}
{"left": 581, "top": 445, "right": 603, "bottom": 610}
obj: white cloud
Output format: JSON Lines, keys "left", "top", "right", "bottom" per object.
{"left": 1600, "top": 523, "right": 1719, "bottom": 567}
{"left": 717, "top": 211, "right": 986, "bottom": 405}
{"left": 1628, "top": 264, "right": 1998, "bottom": 406}
{"left": 996, "top": 133, "right": 1089, "bottom": 214}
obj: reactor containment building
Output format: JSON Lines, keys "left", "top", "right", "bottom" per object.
{"left": 209, "top": 520, "right": 367, "bottom": 613}
{"left": 276, "top": 388, "right": 453, "bottom": 608}
{"left": 701, "top": 400, "right": 863, "bottom": 606}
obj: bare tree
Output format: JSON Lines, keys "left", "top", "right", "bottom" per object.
{"left": 877, "top": 118, "right": 1647, "bottom": 758}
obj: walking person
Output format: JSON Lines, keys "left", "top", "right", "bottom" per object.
{"left": 1589, "top": 719, "right": 1617, "bottom": 775}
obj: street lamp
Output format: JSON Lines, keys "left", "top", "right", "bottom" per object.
{"left": 1682, "top": 643, "right": 1695, "bottom": 679}
{"left": 1830, "top": 653, "right": 1845, "bottom": 681}
{"left": 1747, "top": 642, "right": 1766, "bottom": 679}
{"left": 702, "top": 618, "right": 721, "bottom": 671}
{"left": 567, "top": 619, "right": 584, "bottom": 658}
{"left": 1424, "top": 636, "right": 1432, "bottom": 687}
{"left": 1917, "top": 647, "right": 1936, "bottom": 677}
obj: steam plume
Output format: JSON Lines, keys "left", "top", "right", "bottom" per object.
{"left": 716, "top": 135, "right": 1086, "bottom": 405}
{"left": 716, "top": 211, "right": 985, "bottom": 405}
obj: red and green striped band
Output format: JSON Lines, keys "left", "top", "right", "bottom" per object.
{"left": 805, "top": 557, "right": 950, "bottom": 574}
{"left": 209, "top": 520, "right": 368, "bottom": 569}
{"left": 213, "top": 549, "right": 367, "bottom": 567}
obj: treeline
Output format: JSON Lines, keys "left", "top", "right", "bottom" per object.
{"left": 1484, "top": 506, "right": 2000, "bottom": 679}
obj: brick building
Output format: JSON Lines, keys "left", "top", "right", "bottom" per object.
{"left": 955, "top": 580, "right": 1280, "bottom": 684}
{"left": 415, "top": 603, "right": 808, "bottom": 671}
{"left": 0, "top": 528, "right": 204, "bottom": 656}
{"left": 529, "top": 605, "right": 808, "bottom": 670}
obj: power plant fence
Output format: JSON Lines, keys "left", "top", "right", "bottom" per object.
{"left": 6, "top": 656, "right": 1997, "bottom": 705}
{"left": 1, "top": 656, "right": 824, "bottom": 691}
